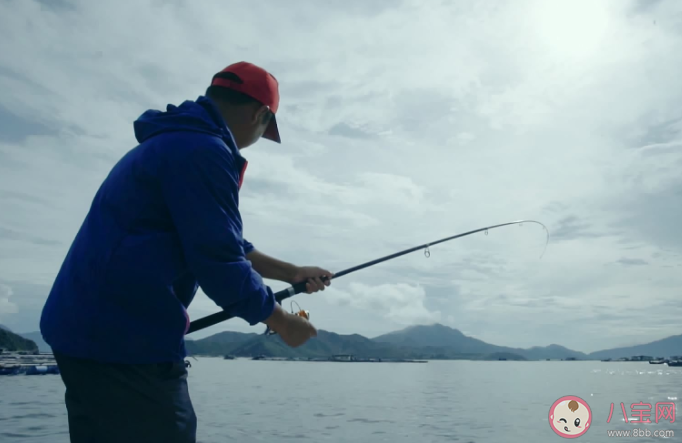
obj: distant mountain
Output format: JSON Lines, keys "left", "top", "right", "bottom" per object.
{"left": 188, "top": 330, "right": 406, "bottom": 359}
{"left": 186, "top": 326, "right": 527, "bottom": 361}
{"left": 373, "top": 323, "right": 479, "bottom": 348}
{"left": 588, "top": 334, "right": 682, "bottom": 360}
{"left": 373, "top": 324, "right": 587, "bottom": 360}
{"left": 185, "top": 330, "right": 258, "bottom": 355}
{"left": 17, "top": 332, "right": 51, "bottom": 353}
{"left": 521, "top": 344, "right": 586, "bottom": 361}
{"left": 228, "top": 330, "right": 415, "bottom": 359}
{"left": 0, "top": 324, "right": 11, "bottom": 332}
{"left": 0, "top": 329, "right": 38, "bottom": 352}
{"left": 182, "top": 323, "right": 681, "bottom": 362}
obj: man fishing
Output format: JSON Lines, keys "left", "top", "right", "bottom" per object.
{"left": 39, "top": 61, "right": 331, "bottom": 443}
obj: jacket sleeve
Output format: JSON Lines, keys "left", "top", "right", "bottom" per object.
{"left": 242, "top": 238, "right": 256, "bottom": 255}
{"left": 160, "top": 140, "right": 275, "bottom": 325}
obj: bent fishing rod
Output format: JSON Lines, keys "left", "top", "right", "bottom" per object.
{"left": 186, "top": 219, "right": 549, "bottom": 335}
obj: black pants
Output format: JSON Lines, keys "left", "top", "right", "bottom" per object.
{"left": 54, "top": 352, "right": 197, "bottom": 443}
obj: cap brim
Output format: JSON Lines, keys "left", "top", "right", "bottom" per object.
{"left": 262, "top": 114, "right": 281, "bottom": 144}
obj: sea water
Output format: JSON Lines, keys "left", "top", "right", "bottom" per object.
{"left": 1, "top": 359, "right": 680, "bottom": 442}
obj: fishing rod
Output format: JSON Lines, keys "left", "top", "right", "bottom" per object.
{"left": 185, "top": 219, "right": 549, "bottom": 335}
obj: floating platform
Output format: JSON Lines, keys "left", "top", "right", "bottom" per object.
{"left": 248, "top": 354, "right": 427, "bottom": 363}
{"left": 313, "top": 359, "right": 428, "bottom": 363}
{"left": 0, "top": 364, "right": 60, "bottom": 376}
{"left": 0, "top": 352, "right": 59, "bottom": 376}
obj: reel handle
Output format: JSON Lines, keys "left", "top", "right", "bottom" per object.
{"left": 264, "top": 308, "right": 310, "bottom": 336}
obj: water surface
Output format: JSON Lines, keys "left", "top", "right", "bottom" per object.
{"left": 1, "top": 359, "right": 679, "bottom": 442}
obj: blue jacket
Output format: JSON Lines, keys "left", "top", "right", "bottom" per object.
{"left": 40, "top": 96, "right": 276, "bottom": 364}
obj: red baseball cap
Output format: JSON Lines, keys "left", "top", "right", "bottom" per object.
{"left": 210, "top": 61, "right": 281, "bottom": 143}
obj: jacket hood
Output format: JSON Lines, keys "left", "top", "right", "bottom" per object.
{"left": 133, "top": 96, "right": 235, "bottom": 146}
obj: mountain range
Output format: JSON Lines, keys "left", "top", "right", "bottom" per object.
{"left": 2, "top": 322, "right": 678, "bottom": 361}
{"left": 16, "top": 331, "right": 51, "bottom": 353}
{"left": 0, "top": 328, "right": 38, "bottom": 352}
{"left": 185, "top": 323, "right": 682, "bottom": 361}
{"left": 0, "top": 327, "right": 51, "bottom": 353}
{"left": 587, "top": 334, "right": 682, "bottom": 360}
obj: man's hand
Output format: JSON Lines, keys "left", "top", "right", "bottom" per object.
{"left": 263, "top": 304, "right": 317, "bottom": 347}
{"left": 290, "top": 266, "right": 334, "bottom": 293}
{"left": 246, "top": 250, "right": 334, "bottom": 292}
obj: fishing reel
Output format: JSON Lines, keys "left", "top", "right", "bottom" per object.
{"left": 264, "top": 300, "right": 310, "bottom": 336}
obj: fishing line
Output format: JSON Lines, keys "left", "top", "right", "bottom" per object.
{"left": 186, "top": 219, "right": 549, "bottom": 335}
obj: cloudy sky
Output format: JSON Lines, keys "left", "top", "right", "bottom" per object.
{"left": 1, "top": 0, "right": 681, "bottom": 354}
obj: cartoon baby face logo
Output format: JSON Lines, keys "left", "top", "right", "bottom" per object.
{"left": 549, "top": 396, "right": 592, "bottom": 438}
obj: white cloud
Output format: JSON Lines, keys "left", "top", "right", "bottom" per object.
{"left": 0, "top": 284, "right": 18, "bottom": 315}
{"left": 327, "top": 283, "right": 441, "bottom": 325}
{"left": 1, "top": 0, "right": 682, "bottom": 352}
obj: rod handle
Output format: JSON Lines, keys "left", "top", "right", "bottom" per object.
{"left": 187, "top": 276, "right": 332, "bottom": 334}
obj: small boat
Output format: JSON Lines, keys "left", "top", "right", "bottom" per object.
{"left": 25, "top": 365, "right": 60, "bottom": 375}
{"left": 649, "top": 359, "right": 665, "bottom": 364}
{"left": 223, "top": 355, "right": 235, "bottom": 360}
{"left": 667, "top": 360, "right": 682, "bottom": 367}
{"left": 0, "top": 365, "right": 22, "bottom": 376}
